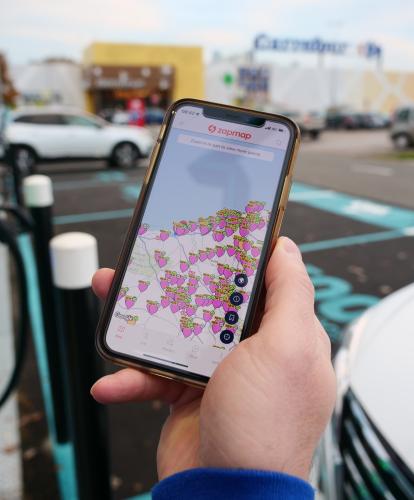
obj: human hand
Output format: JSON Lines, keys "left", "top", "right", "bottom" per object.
{"left": 91, "top": 237, "right": 336, "bottom": 481}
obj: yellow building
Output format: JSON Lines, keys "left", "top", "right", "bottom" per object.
{"left": 83, "top": 42, "right": 204, "bottom": 114}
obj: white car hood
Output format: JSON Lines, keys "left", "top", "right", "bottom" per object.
{"left": 349, "top": 283, "right": 414, "bottom": 471}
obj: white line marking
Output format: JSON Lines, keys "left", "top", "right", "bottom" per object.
{"left": 351, "top": 164, "right": 394, "bottom": 177}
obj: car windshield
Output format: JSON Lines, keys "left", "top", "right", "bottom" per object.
{"left": 64, "top": 114, "right": 106, "bottom": 127}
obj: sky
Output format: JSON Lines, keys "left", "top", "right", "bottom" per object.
{"left": 0, "top": 0, "right": 413, "bottom": 71}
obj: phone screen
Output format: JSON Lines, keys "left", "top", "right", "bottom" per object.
{"left": 104, "top": 103, "right": 293, "bottom": 380}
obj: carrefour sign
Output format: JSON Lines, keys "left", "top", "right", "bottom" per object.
{"left": 254, "top": 34, "right": 382, "bottom": 59}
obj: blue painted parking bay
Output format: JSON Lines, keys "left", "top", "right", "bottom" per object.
{"left": 53, "top": 178, "right": 414, "bottom": 347}
{"left": 20, "top": 171, "right": 414, "bottom": 500}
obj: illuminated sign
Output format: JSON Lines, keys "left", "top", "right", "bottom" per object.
{"left": 254, "top": 35, "right": 382, "bottom": 59}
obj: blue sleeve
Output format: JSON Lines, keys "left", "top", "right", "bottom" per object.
{"left": 152, "top": 468, "right": 315, "bottom": 499}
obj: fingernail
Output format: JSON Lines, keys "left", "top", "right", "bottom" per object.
{"left": 280, "top": 237, "right": 302, "bottom": 259}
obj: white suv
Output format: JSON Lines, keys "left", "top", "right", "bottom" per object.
{"left": 319, "top": 284, "right": 414, "bottom": 499}
{"left": 3, "top": 108, "right": 155, "bottom": 172}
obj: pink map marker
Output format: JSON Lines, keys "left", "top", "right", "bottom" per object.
{"left": 186, "top": 306, "right": 196, "bottom": 316}
{"left": 180, "top": 261, "right": 189, "bottom": 272}
{"left": 200, "top": 225, "right": 210, "bottom": 235}
{"left": 176, "top": 276, "right": 185, "bottom": 286}
{"left": 193, "top": 324, "right": 203, "bottom": 335}
{"left": 225, "top": 227, "right": 234, "bottom": 236}
{"left": 245, "top": 267, "right": 254, "bottom": 277}
{"left": 199, "top": 251, "right": 208, "bottom": 262}
{"left": 187, "top": 285, "right": 197, "bottom": 295}
{"left": 207, "top": 248, "right": 215, "bottom": 259}
{"left": 147, "top": 303, "right": 159, "bottom": 315}
{"left": 239, "top": 227, "right": 249, "bottom": 237}
{"left": 189, "top": 254, "right": 198, "bottom": 265}
{"left": 243, "top": 241, "right": 251, "bottom": 251}
{"left": 161, "top": 297, "right": 170, "bottom": 308}
{"left": 224, "top": 269, "right": 233, "bottom": 279}
{"left": 216, "top": 246, "right": 225, "bottom": 257}
{"left": 213, "top": 231, "right": 224, "bottom": 242}
{"left": 117, "top": 287, "right": 128, "bottom": 301}
{"left": 203, "top": 310, "right": 213, "bottom": 322}
{"left": 138, "top": 281, "right": 149, "bottom": 292}
{"left": 251, "top": 247, "right": 260, "bottom": 257}
{"left": 170, "top": 303, "right": 179, "bottom": 313}
{"left": 212, "top": 299, "right": 222, "bottom": 309}
{"left": 125, "top": 296, "right": 136, "bottom": 309}
{"left": 158, "top": 257, "right": 167, "bottom": 268}
{"left": 181, "top": 326, "right": 192, "bottom": 338}
{"left": 195, "top": 296, "right": 203, "bottom": 306}
{"left": 203, "top": 274, "right": 212, "bottom": 285}
{"left": 227, "top": 246, "right": 235, "bottom": 257}
{"left": 138, "top": 225, "right": 148, "bottom": 235}
{"left": 209, "top": 283, "right": 217, "bottom": 293}
{"left": 211, "top": 321, "right": 224, "bottom": 333}
{"left": 159, "top": 231, "right": 169, "bottom": 241}
{"left": 160, "top": 279, "right": 168, "bottom": 289}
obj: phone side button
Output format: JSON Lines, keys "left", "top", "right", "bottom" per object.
{"left": 274, "top": 206, "right": 285, "bottom": 242}
{"left": 144, "top": 142, "right": 160, "bottom": 184}
{"left": 158, "top": 123, "right": 166, "bottom": 141}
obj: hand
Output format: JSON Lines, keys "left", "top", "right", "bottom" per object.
{"left": 91, "top": 237, "right": 336, "bottom": 481}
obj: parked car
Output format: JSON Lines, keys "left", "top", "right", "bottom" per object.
{"left": 3, "top": 107, "right": 154, "bottom": 172}
{"left": 326, "top": 111, "right": 390, "bottom": 130}
{"left": 286, "top": 110, "right": 325, "bottom": 139}
{"left": 318, "top": 283, "right": 414, "bottom": 499}
{"left": 144, "top": 107, "right": 165, "bottom": 125}
{"left": 390, "top": 106, "right": 414, "bottom": 149}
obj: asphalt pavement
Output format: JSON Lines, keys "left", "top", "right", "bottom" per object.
{"left": 6, "top": 129, "right": 414, "bottom": 499}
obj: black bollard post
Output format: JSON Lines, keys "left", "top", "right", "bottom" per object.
{"left": 22, "top": 175, "right": 69, "bottom": 443}
{"left": 50, "top": 232, "right": 111, "bottom": 500}
{"left": 10, "top": 163, "right": 24, "bottom": 206}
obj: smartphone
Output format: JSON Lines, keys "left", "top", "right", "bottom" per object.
{"left": 96, "top": 99, "right": 299, "bottom": 387}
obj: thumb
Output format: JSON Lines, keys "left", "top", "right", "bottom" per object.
{"left": 260, "top": 236, "right": 315, "bottom": 336}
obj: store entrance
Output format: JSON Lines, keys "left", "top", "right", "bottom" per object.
{"left": 84, "top": 64, "right": 175, "bottom": 126}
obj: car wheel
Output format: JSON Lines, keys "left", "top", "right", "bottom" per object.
{"left": 309, "top": 130, "right": 320, "bottom": 140}
{"left": 393, "top": 134, "right": 411, "bottom": 150}
{"left": 111, "top": 142, "right": 140, "bottom": 168}
{"left": 11, "top": 146, "right": 37, "bottom": 175}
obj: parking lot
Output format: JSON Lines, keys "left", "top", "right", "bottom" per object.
{"left": 10, "top": 129, "right": 414, "bottom": 499}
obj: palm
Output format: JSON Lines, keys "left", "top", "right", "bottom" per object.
{"left": 157, "top": 389, "right": 202, "bottom": 479}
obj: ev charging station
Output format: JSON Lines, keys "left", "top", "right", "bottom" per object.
{"left": 0, "top": 165, "right": 112, "bottom": 499}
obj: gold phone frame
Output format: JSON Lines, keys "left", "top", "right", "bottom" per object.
{"left": 95, "top": 98, "right": 300, "bottom": 389}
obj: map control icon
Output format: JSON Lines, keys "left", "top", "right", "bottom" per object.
{"left": 229, "top": 292, "right": 243, "bottom": 306}
{"left": 225, "top": 311, "right": 239, "bottom": 325}
{"left": 235, "top": 273, "right": 248, "bottom": 287}
{"left": 220, "top": 330, "right": 234, "bottom": 344}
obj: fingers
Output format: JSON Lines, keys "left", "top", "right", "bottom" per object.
{"left": 259, "top": 237, "right": 328, "bottom": 355}
{"left": 91, "top": 368, "right": 189, "bottom": 405}
{"left": 264, "top": 236, "right": 314, "bottom": 317}
{"left": 92, "top": 268, "right": 115, "bottom": 300}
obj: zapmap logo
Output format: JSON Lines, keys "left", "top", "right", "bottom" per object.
{"left": 207, "top": 123, "right": 252, "bottom": 141}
